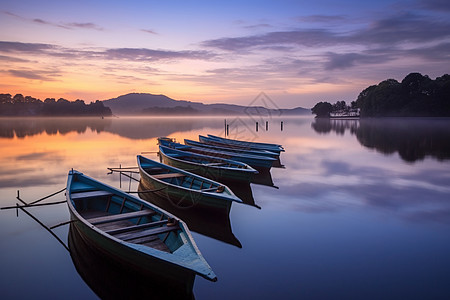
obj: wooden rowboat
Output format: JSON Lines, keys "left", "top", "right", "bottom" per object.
{"left": 159, "top": 145, "right": 258, "bottom": 183}
{"left": 138, "top": 155, "right": 242, "bottom": 213}
{"left": 188, "top": 136, "right": 280, "bottom": 158}
{"left": 66, "top": 169, "right": 217, "bottom": 286}
{"left": 206, "top": 134, "right": 285, "bottom": 153}
{"left": 158, "top": 138, "right": 276, "bottom": 169}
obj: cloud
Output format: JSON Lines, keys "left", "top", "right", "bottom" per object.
{"left": 350, "top": 12, "right": 450, "bottom": 45}
{"left": 3, "top": 11, "right": 103, "bottom": 30}
{"left": 324, "top": 52, "right": 393, "bottom": 70}
{"left": 104, "top": 48, "right": 214, "bottom": 61}
{"left": 8, "top": 69, "right": 59, "bottom": 81}
{"left": 202, "top": 12, "right": 450, "bottom": 51}
{"left": 141, "top": 29, "right": 158, "bottom": 35}
{"left": 0, "top": 41, "right": 216, "bottom": 62}
{"left": 0, "top": 41, "right": 55, "bottom": 52}
{"left": 419, "top": 0, "right": 450, "bottom": 11}
{"left": 0, "top": 55, "right": 29, "bottom": 62}
{"left": 296, "top": 15, "right": 348, "bottom": 23}
{"left": 64, "top": 22, "right": 103, "bottom": 31}
{"left": 242, "top": 23, "right": 273, "bottom": 30}
{"left": 202, "top": 29, "right": 339, "bottom": 51}
{"left": 407, "top": 42, "right": 450, "bottom": 60}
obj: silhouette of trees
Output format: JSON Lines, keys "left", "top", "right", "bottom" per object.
{"left": 311, "top": 100, "right": 358, "bottom": 118}
{"left": 311, "top": 73, "right": 450, "bottom": 118}
{"left": 0, "top": 94, "right": 112, "bottom": 116}
{"left": 356, "top": 73, "right": 450, "bottom": 117}
{"left": 311, "top": 102, "right": 333, "bottom": 117}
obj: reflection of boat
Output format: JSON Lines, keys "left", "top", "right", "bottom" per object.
{"left": 68, "top": 224, "right": 195, "bottom": 299}
{"left": 66, "top": 170, "right": 216, "bottom": 284}
{"left": 207, "top": 134, "right": 285, "bottom": 153}
{"left": 192, "top": 136, "right": 279, "bottom": 158}
{"left": 138, "top": 155, "right": 242, "bottom": 213}
{"left": 158, "top": 138, "right": 276, "bottom": 169}
{"left": 251, "top": 168, "right": 278, "bottom": 189}
{"left": 159, "top": 145, "right": 258, "bottom": 183}
{"left": 138, "top": 183, "right": 242, "bottom": 248}
{"left": 223, "top": 181, "right": 260, "bottom": 209}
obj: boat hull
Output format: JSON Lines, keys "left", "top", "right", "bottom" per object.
{"left": 139, "top": 169, "right": 233, "bottom": 213}
{"left": 159, "top": 149, "right": 255, "bottom": 183}
{"left": 68, "top": 209, "right": 196, "bottom": 289}
{"left": 194, "top": 136, "right": 280, "bottom": 158}
{"left": 68, "top": 224, "right": 195, "bottom": 299}
{"left": 207, "top": 134, "right": 285, "bottom": 153}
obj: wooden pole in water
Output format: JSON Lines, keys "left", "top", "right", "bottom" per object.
{"left": 281, "top": 121, "right": 283, "bottom": 131}
{"left": 226, "top": 124, "right": 229, "bottom": 136}
{"left": 224, "top": 119, "right": 226, "bottom": 136}
{"left": 256, "top": 122, "right": 258, "bottom": 132}
{"left": 266, "top": 121, "right": 268, "bottom": 131}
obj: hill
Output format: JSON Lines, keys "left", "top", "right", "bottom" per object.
{"left": 102, "top": 93, "right": 309, "bottom": 116}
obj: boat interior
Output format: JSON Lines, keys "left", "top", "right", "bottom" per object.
{"left": 143, "top": 165, "right": 224, "bottom": 193}
{"left": 70, "top": 181, "right": 183, "bottom": 253}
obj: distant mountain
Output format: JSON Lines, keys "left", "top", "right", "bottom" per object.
{"left": 102, "top": 93, "right": 309, "bottom": 116}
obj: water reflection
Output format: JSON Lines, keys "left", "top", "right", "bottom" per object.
{"left": 224, "top": 181, "right": 260, "bottom": 209}
{"left": 68, "top": 224, "right": 195, "bottom": 299}
{"left": 138, "top": 183, "right": 242, "bottom": 248}
{"left": 0, "top": 117, "right": 224, "bottom": 140}
{"left": 0, "top": 117, "right": 111, "bottom": 138}
{"left": 311, "top": 118, "right": 450, "bottom": 162}
{"left": 251, "top": 168, "right": 278, "bottom": 189}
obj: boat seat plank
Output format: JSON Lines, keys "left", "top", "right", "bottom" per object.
{"left": 88, "top": 209, "right": 156, "bottom": 225}
{"left": 105, "top": 219, "right": 169, "bottom": 235}
{"left": 117, "top": 224, "right": 180, "bottom": 241}
{"left": 71, "top": 190, "right": 113, "bottom": 199}
{"left": 152, "top": 173, "right": 185, "bottom": 179}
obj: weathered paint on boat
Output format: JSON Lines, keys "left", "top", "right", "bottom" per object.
{"left": 66, "top": 170, "right": 217, "bottom": 283}
{"left": 159, "top": 145, "right": 258, "bottom": 183}
{"left": 138, "top": 155, "right": 242, "bottom": 213}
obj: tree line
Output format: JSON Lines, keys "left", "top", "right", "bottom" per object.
{"left": 312, "top": 73, "right": 450, "bottom": 117}
{"left": 0, "top": 93, "right": 112, "bottom": 117}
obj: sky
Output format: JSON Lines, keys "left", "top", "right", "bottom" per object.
{"left": 1, "top": 0, "right": 449, "bottom": 108}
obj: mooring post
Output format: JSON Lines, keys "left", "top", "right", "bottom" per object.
{"left": 281, "top": 121, "right": 284, "bottom": 131}
{"left": 256, "top": 122, "right": 258, "bottom": 132}
{"left": 224, "top": 119, "right": 227, "bottom": 136}
{"left": 266, "top": 121, "right": 268, "bottom": 131}
{"left": 119, "top": 164, "right": 122, "bottom": 188}
{"left": 226, "top": 124, "right": 229, "bottom": 136}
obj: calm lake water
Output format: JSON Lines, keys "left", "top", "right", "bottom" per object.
{"left": 1, "top": 116, "right": 450, "bottom": 299}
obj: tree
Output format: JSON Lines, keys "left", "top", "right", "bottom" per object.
{"left": 355, "top": 73, "right": 450, "bottom": 117}
{"left": 311, "top": 102, "right": 332, "bottom": 118}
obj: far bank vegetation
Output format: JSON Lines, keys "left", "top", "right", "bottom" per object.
{"left": 312, "top": 73, "right": 450, "bottom": 118}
